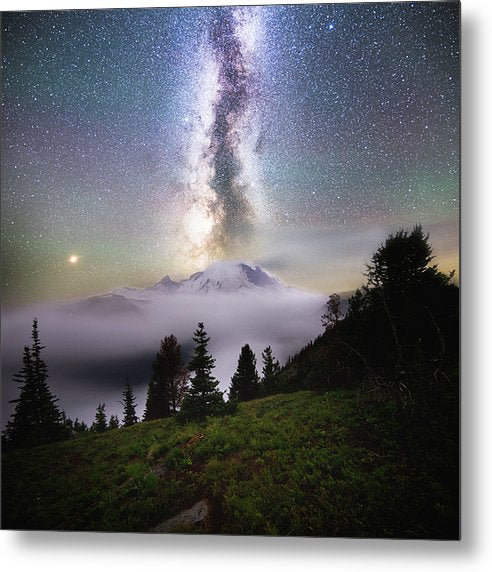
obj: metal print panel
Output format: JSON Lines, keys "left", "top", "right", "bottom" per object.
{"left": 1, "top": 2, "right": 459, "bottom": 538}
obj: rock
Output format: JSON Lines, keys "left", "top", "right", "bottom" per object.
{"left": 151, "top": 500, "right": 210, "bottom": 533}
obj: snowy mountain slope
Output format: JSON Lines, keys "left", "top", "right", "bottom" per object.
{"left": 112, "top": 261, "right": 287, "bottom": 299}
{"left": 177, "top": 261, "right": 284, "bottom": 294}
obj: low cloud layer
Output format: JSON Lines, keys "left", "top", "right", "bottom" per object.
{"left": 2, "top": 289, "right": 325, "bottom": 425}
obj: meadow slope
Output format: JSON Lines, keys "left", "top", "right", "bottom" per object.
{"left": 1, "top": 390, "right": 458, "bottom": 538}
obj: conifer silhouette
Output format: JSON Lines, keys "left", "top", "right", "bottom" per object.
{"left": 229, "top": 344, "right": 259, "bottom": 401}
{"left": 4, "top": 319, "right": 64, "bottom": 448}
{"left": 121, "top": 380, "right": 138, "bottom": 427}
{"left": 144, "top": 335, "right": 187, "bottom": 420}
{"left": 260, "top": 346, "right": 281, "bottom": 395}
{"left": 179, "top": 323, "right": 224, "bottom": 421}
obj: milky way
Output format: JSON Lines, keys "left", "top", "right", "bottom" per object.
{"left": 181, "top": 7, "right": 260, "bottom": 267}
{"left": 209, "top": 9, "right": 254, "bottom": 247}
{"left": 1, "top": 3, "right": 459, "bottom": 304}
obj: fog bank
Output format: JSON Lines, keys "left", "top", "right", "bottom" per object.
{"left": 2, "top": 289, "right": 325, "bottom": 424}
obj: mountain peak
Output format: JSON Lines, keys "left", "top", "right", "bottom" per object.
{"left": 112, "top": 261, "right": 286, "bottom": 299}
{"left": 178, "top": 261, "right": 283, "bottom": 294}
{"left": 147, "top": 274, "right": 180, "bottom": 293}
{"left": 159, "top": 275, "right": 174, "bottom": 284}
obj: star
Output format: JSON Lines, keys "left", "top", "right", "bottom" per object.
{"left": 1, "top": 2, "right": 459, "bottom": 304}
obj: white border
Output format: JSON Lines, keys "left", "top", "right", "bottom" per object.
{"left": 2, "top": 1, "right": 491, "bottom": 571}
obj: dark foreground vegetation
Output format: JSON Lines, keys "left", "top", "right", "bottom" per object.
{"left": 2, "top": 226, "right": 459, "bottom": 537}
{"left": 2, "top": 390, "right": 458, "bottom": 537}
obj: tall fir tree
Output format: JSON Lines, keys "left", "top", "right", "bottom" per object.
{"left": 229, "top": 344, "right": 260, "bottom": 402}
{"left": 4, "top": 319, "right": 65, "bottom": 448}
{"left": 93, "top": 403, "right": 107, "bottom": 432}
{"left": 321, "top": 293, "right": 343, "bottom": 330}
{"left": 144, "top": 335, "right": 188, "bottom": 420}
{"left": 121, "top": 381, "right": 138, "bottom": 427}
{"left": 144, "top": 379, "right": 159, "bottom": 421}
{"left": 30, "top": 319, "right": 63, "bottom": 440}
{"left": 261, "top": 346, "right": 281, "bottom": 396}
{"left": 179, "top": 322, "right": 224, "bottom": 421}
{"left": 4, "top": 346, "right": 37, "bottom": 448}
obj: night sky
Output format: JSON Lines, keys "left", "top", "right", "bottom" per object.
{"left": 1, "top": 2, "right": 460, "bottom": 306}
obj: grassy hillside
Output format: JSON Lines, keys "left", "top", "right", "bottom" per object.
{"left": 1, "top": 390, "right": 458, "bottom": 538}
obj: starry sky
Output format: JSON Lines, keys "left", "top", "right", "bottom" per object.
{"left": 1, "top": 2, "right": 460, "bottom": 306}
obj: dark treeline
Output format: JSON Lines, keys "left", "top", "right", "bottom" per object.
{"left": 275, "top": 225, "right": 459, "bottom": 404}
{"left": 3, "top": 226, "right": 459, "bottom": 450}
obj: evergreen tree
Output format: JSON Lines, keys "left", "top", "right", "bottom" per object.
{"left": 144, "top": 335, "right": 188, "bottom": 420}
{"left": 4, "top": 319, "right": 65, "bottom": 448}
{"left": 93, "top": 403, "right": 107, "bottom": 432}
{"left": 108, "top": 414, "right": 120, "bottom": 430}
{"left": 341, "top": 226, "right": 458, "bottom": 401}
{"left": 261, "top": 346, "right": 281, "bottom": 395}
{"left": 275, "top": 226, "right": 458, "bottom": 397}
{"left": 73, "top": 418, "right": 88, "bottom": 433}
{"left": 144, "top": 379, "right": 159, "bottom": 421}
{"left": 4, "top": 346, "right": 37, "bottom": 447}
{"left": 346, "top": 287, "right": 367, "bottom": 320}
{"left": 121, "top": 381, "right": 138, "bottom": 427}
{"left": 351, "top": 225, "right": 457, "bottom": 358}
{"left": 30, "top": 319, "right": 64, "bottom": 441}
{"left": 321, "top": 293, "right": 343, "bottom": 330}
{"left": 179, "top": 322, "right": 224, "bottom": 421}
{"left": 229, "top": 344, "right": 260, "bottom": 401}
{"left": 365, "top": 225, "right": 448, "bottom": 293}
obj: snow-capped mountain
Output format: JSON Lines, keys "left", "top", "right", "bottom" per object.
{"left": 3, "top": 260, "right": 327, "bottom": 421}
{"left": 178, "top": 261, "right": 284, "bottom": 294}
{"left": 113, "top": 261, "right": 286, "bottom": 299}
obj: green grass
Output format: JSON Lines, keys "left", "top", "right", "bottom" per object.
{"left": 1, "top": 390, "right": 458, "bottom": 538}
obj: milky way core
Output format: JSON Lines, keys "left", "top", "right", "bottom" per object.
{"left": 181, "top": 7, "right": 262, "bottom": 269}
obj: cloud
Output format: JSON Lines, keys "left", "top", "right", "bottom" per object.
{"left": 1, "top": 289, "right": 324, "bottom": 425}
{"left": 253, "top": 255, "right": 290, "bottom": 272}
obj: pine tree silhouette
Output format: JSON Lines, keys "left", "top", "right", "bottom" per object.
{"left": 121, "top": 380, "right": 138, "bottom": 427}
{"left": 73, "top": 418, "right": 88, "bottom": 433}
{"left": 4, "top": 346, "right": 37, "bottom": 447}
{"left": 4, "top": 319, "right": 64, "bottom": 448}
{"left": 179, "top": 322, "right": 224, "bottom": 421}
{"left": 144, "top": 335, "right": 188, "bottom": 420}
{"left": 229, "top": 344, "right": 259, "bottom": 401}
{"left": 93, "top": 403, "right": 107, "bottom": 432}
{"left": 321, "top": 293, "right": 342, "bottom": 330}
{"left": 261, "top": 346, "right": 281, "bottom": 395}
